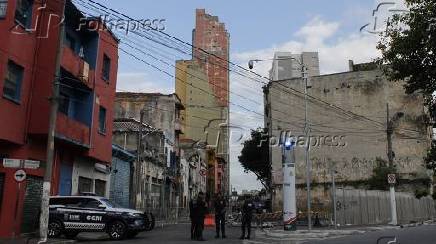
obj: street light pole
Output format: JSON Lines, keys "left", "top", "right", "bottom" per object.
{"left": 283, "top": 138, "right": 297, "bottom": 231}
{"left": 248, "top": 58, "right": 312, "bottom": 229}
{"left": 39, "top": 1, "right": 66, "bottom": 242}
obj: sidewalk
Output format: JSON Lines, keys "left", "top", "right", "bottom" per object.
{"left": 0, "top": 237, "right": 75, "bottom": 244}
{"left": 249, "top": 220, "right": 436, "bottom": 244}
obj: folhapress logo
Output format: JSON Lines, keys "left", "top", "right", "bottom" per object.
{"left": 360, "top": 1, "right": 408, "bottom": 35}
{"left": 11, "top": 3, "right": 65, "bottom": 39}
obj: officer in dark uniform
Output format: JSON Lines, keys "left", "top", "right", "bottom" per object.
{"left": 214, "top": 193, "right": 226, "bottom": 238}
{"left": 240, "top": 195, "right": 255, "bottom": 240}
{"left": 189, "top": 194, "right": 197, "bottom": 240}
{"left": 190, "top": 192, "right": 208, "bottom": 241}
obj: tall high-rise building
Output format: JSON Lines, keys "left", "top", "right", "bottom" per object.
{"left": 269, "top": 52, "right": 320, "bottom": 81}
{"left": 193, "top": 9, "right": 230, "bottom": 107}
{"left": 175, "top": 9, "right": 230, "bottom": 198}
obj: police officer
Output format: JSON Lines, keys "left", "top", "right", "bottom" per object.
{"left": 240, "top": 195, "right": 255, "bottom": 240}
{"left": 190, "top": 192, "right": 208, "bottom": 241}
{"left": 214, "top": 193, "right": 226, "bottom": 239}
{"left": 189, "top": 194, "right": 197, "bottom": 240}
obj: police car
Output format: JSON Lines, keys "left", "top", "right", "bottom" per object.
{"left": 48, "top": 196, "right": 146, "bottom": 240}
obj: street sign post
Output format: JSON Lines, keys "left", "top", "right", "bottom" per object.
{"left": 14, "top": 169, "right": 26, "bottom": 182}
{"left": 2, "top": 159, "right": 40, "bottom": 169}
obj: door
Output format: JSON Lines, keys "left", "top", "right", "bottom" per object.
{"left": 21, "top": 176, "right": 43, "bottom": 234}
{"left": 59, "top": 163, "right": 73, "bottom": 196}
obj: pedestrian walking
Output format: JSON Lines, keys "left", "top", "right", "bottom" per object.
{"left": 240, "top": 195, "right": 255, "bottom": 240}
{"left": 190, "top": 192, "right": 208, "bottom": 241}
{"left": 214, "top": 193, "right": 226, "bottom": 238}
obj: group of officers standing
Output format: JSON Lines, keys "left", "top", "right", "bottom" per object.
{"left": 189, "top": 192, "right": 255, "bottom": 241}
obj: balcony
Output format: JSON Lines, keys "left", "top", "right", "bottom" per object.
{"left": 175, "top": 118, "right": 183, "bottom": 134}
{"left": 61, "top": 46, "right": 95, "bottom": 88}
{"left": 56, "top": 112, "right": 90, "bottom": 147}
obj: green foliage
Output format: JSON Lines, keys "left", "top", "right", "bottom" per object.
{"left": 238, "top": 128, "right": 270, "bottom": 190}
{"left": 415, "top": 188, "right": 429, "bottom": 199}
{"left": 424, "top": 143, "right": 436, "bottom": 171}
{"left": 368, "top": 158, "right": 397, "bottom": 191}
{"left": 377, "top": 0, "right": 436, "bottom": 108}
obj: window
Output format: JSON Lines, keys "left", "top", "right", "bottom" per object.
{"left": 82, "top": 199, "right": 101, "bottom": 209}
{"left": 65, "top": 33, "right": 76, "bottom": 52}
{"left": 0, "top": 1, "right": 8, "bottom": 19}
{"left": 95, "top": 179, "right": 106, "bottom": 197}
{"left": 102, "top": 54, "right": 110, "bottom": 81}
{"left": 98, "top": 106, "right": 106, "bottom": 133}
{"left": 78, "top": 176, "right": 92, "bottom": 193}
{"left": 58, "top": 92, "right": 70, "bottom": 115}
{"left": 3, "top": 60, "right": 24, "bottom": 102}
{"left": 15, "top": 0, "right": 33, "bottom": 28}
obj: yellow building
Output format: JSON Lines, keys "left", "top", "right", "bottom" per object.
{"left": 175, "top": 60, "right": 229, "bottom": 197}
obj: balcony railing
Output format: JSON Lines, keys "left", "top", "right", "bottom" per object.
{"left": 56, "top": 112, "right": 90, "bottom": 147}
{"left": 61, "top": 46, "right": 95, "bottom": 88}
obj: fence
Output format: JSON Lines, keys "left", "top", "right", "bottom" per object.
{"left": 335, "top": 188, "right": 436, "bottom": 226}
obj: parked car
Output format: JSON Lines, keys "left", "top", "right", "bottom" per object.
{"left": 48, "top": 196, "right": 146, "bottom": 240}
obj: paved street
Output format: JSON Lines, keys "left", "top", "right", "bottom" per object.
{"left": 304, "top": 224, "right": 436, "bottom": 244}
{"left": 75, "top": 223, "right": 246, "bottom": 244}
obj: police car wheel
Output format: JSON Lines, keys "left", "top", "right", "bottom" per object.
{"left": 47, "top": 221, "right": 63, "bottom": 238}
{"left": 108, "top": 220, "right": 127, "bottom": 240}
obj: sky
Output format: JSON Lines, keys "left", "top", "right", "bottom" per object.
{"left": 80, "top": 0, "right": 406, "bottom": 192}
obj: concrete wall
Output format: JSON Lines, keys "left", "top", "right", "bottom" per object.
{"left": 265, "top": 67, "right": 431, "bottom": 211}
{"left": 110, "top": 155, "right": 131, "bottom": 208}
{"left": 335, "top": 189, "right": 436, "bottom": 226}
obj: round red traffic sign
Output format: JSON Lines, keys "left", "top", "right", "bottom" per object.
{"left": 14, "top": 169, "right": 26, "bottom": 182}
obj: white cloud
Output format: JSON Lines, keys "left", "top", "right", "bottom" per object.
{"left": 116, "top": 72, "right": 174, "bottom": 94}
{"left": 233, "top": 17, "right": 380, "bottom": 76}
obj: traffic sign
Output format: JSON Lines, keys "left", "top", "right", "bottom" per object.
{"left": 3, "top": 158, "right": 21, "bottom": 168}
{"left": 14, "top": 169, "right": 26, "bottom": 182}
{"left": 388, "top": 174, "right": 396, "bottom": 184}
{"left": 24, "top": 160, "right": 40, "bottom": 169}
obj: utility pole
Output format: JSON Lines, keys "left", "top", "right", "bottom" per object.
{"left": 303, "top": 65, "right": 312, "bottom": 231}
{"left": 330, "top": 166, "right": 337, "bottom": 229}
{"left": 39, "top": 1, "right": 66, "bottom": 242}
{"left": 386, "top": 103, "right": 398, "bottom": 225}
{"left": 132, "top": 110, "right": 144, "bottom": 209}
{"left": 283, "top": 138, "right": 297, "bottom": 231}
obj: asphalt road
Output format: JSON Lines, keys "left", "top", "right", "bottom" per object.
{"left": 75, "top": 223, "right": 247, "bottom": 244}
{"left": 304, "top": 224, "right": 436, "bottom": 244}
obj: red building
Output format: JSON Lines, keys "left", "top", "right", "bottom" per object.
{"left": 0, "top": 0, "right": 118, "bottom": 237}
{"left": 193, "top": 9, "right": 230, "bottom": 107}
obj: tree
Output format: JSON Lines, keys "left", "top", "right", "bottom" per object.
{"left": 377, "top": 0, "right": 436, "bottom": 104}
{"left": 377, "top": 0, "right": 436, "bottom": 174}
{"left": 238, "top": 128, "right": 270, "bottom": 190}
{"left": 368, "top": 158, "right": 397, "bottom": 191}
